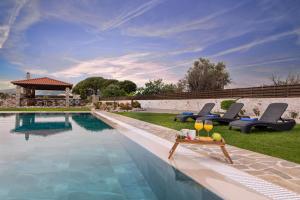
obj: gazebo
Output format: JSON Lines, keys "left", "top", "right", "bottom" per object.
{"left": 11, "top": 73, "right": 73, "bottom": 107}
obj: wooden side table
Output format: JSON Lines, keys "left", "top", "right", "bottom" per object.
{"left": 168, "top": 137, "right": 233, "bottom": 164}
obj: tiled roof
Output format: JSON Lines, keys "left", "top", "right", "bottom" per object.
{"left": 11, "top": 77, "right": 72, "bottom": 87}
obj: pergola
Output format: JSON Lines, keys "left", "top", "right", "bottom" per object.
{"left": 11, "top": 74, "right": 73, "bottom": 107}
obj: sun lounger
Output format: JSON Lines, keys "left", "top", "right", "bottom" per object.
{"left": 229, "top": 103, "right": 296, "bottom": 133}
{"left": 196, "top": 103, "right": 244, "bottom": 125}
{"left": 174, "top": 103, "right": 216, "bottom": 122}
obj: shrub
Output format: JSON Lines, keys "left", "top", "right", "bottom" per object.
{"left": 105, "top": 102, "right": 114, "bottom": 106}
{"left": 290, "top": 111, "right": 299, "bottom": 119}
{"left": 119, "top": 103, "right": 132, "bottom": 110}
{"left": 240, "top": 109, "right": 246, "bottom": 116}
{"left": 94, "top": 102, "right": 102, "bottom": 109}
{"left": 131, "top": 101, "right": 141, "bottom": 108}
{"left": 221, "top": 100, "right": 235, "bottom": 110}
{"left": 253, "top": 107, "right": 260, "bottom": 116}
{"left": 93, "top": 102, "right": 98, "bottom": 109}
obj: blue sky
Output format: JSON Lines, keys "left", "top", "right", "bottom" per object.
{"left": 0, "top": 0, "right": 300, "bottom": 89}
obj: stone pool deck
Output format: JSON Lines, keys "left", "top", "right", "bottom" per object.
{"left": 99, "top": 111, "right": 300, "bottom": 195}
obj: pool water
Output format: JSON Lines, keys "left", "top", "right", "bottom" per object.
{"left": 0, "top": 113, "right": 221, "bottom": 200}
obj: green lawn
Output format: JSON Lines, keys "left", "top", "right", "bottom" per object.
{"left": 117, "top": 112, "right": 300, "bottom": 164}
{"left": 0, "top": 107, "right": 91, "bottom": 112}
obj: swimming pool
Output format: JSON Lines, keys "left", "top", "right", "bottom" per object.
{"left": 0, "top": 113, "right": 221, "bottom": 200}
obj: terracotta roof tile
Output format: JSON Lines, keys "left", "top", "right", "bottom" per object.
{"left": 11, "top": 77, "right": 72, "bottom": 87}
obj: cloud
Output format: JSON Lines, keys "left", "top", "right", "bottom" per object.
{"left": 24, "top": 68, "right": 48, "bottom": 75}
{"left": 124, "top": 2, "right": 245, "bottom": 37}
{"left": 103, "top": 0, "right": 163, "bottom": 31}
{"left": 0, "top": 0, "right": 27, "bottom": 48}
{"left": 210, "top": 28, "right": 300, "bottom": 58}
{"left": 1, "top": 0, "right": 41, "bottom": 64}
{"left": 28, "top": 53, "right": 180, "bottom": 86}
{"left": 0, "top": 80, "right": 14, "bottom": 89}
{"left": 233, "top": 56, "right": 300, "bottom": 69}
{"left": 45, "top": 0, "right": 162, "bottom": 32}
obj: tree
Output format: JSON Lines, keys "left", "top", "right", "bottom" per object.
{"left": 118, "top": 80, "right": 137, "bottom": 94}
{"left": 72, "top": 77, "right": 106, "bottom": 99}
{"left": 138, "top": 79, "right": 177, "bottom": 95}
{"left": 270, "top": 73, "right": 300, "bottom": 86}
{"left": 176, "top": 79, "right": 188, "bottom": 92}
{"left": 182, "top": 58, "right": 231, "bottom": 91}
{"left": 102, "top": 84, "right": 126, "bottom": 97}
{"left": 72, "top": 77, "right": 137, "bottom": 99}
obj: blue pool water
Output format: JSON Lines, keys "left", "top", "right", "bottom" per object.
{"left": 0, "top": 113, "right": 221, "bottom": 200}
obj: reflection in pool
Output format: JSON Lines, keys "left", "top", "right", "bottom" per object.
{"left": 10, "top": 113, "right": 112, "bottom": 141}
{"left": 12, "top": 113, "right": 72, "bottom": 140}
{"left": 72, "top": 113, "right": 112, "bottom": 131}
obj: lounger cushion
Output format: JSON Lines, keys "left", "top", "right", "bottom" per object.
{"left": 182, "top": 112, "right": 194, "bottom": 115}
{"left": 240, "top": 118, "right": 258, "bottom": 121}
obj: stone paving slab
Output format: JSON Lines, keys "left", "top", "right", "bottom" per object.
{"left": 100, "top": 111, "right": 300, "bottom": 194}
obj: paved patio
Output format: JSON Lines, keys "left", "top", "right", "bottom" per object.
{"left": 100, "top": 111, "right": 300, "bottom": 195}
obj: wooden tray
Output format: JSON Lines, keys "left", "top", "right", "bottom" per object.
{"left": 169, "top": 137, "right": 233, "bottom": 164}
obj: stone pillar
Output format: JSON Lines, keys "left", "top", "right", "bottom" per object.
{"left": 65, "top": 87, "right": 70, "bottom": 107}
{"left": 92, "top": 94, "right": 99, "bottom": 104}
{"left": 16, "top": 85, "right": 21, "bottom": 107}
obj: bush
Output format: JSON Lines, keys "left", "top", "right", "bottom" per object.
{"left": 93, "top": 102, "right": 102, "bottom": 109}
{"left": 119, "top": 103, "right": 132, "bottom": 110}
{"left": 290, "top": 111, "right": 299, "bottom": 119}
{"left": 253, "top": 107, "right": 260, "bottom": 116}
{"left": 131, "top": 101, "right": 141, "bottom": 108}
{"left": 240, "top": 109, "right": 246, "bottom": 115}
{"left": 105, "top": 102, "right": 114, "bottom": 106}
{"left": 221, "top": 100, "right": 235, "bottom": 110}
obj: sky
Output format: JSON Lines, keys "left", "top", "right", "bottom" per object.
{"left": 0, "top": 0, "right": 300, "bottom": 90}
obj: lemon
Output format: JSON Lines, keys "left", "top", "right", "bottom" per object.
{"left": 212, "top": 133, "right": 222, "bottom": 141}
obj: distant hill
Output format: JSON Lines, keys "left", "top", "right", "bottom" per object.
{"left": 0, "top": 89, "right": 65, "bottom": 96}
{"left": 0, "top": 88, "right": 16, "bottom": 95}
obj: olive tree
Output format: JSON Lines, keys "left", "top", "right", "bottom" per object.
{"left": 181, "top": 58, "right": 231, "bottom": 91}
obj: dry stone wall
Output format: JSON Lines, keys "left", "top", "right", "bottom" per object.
{"left": 101, "top": 97, "right": 300, "bottom": 123}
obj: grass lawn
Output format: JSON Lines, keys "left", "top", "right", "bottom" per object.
{"left": 0, "top": 107, "right": 91, "bottom": 112}
{"left": 117, "top": 112, "right": 300, "bottom": 164}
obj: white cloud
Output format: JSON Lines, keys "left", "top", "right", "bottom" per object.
{"left": 45, "top": 0, "right": 162, "bottom": 32}
{"left": 24, "top": 69, "right": 48, "bottom": 75}
{"left": 124, "top": 2, "right": 245, "bottom": 37}
{"left": 0, "top": 0, "right": 27, "bottom": 48}
{"left": 38, "top": 53, "right": 182, "bottom": 86}
{"left": 210, "top": 28, "right": 300, "bottom": 58}
{"left": 0, "top": 80, "right": 14, "bottom": 89}
{"left": 103, "top": 0, "right": 163, "bottom": 31}
{"left": 1, "top": 0, "right": 41, "bottom": 65}
{"left": 233, "top": 56, "right": 300, "bottom": 69}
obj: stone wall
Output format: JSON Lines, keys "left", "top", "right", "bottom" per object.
{"left": 0, "top": 96, "right": 16, "bottom": 107}
{"left": 101, "top": 97, "right": 300, "bottom": 123}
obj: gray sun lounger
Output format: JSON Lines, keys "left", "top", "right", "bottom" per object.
{"left": 196, "top": 103, "right": 244, "bottom": 125}
{"left": 229, "top": 103, "right": 296, "bottom": 133}
{"left": 174, "top": 103, "right": 215, "bottom": 122}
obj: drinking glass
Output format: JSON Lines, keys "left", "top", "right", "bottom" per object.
{"left": 188, "top": 130, "right": 196, "bottom": 140}
{"left": 204, "top": 120, "right": 213, "bottom": 137}
{"left": 194, "top": 119, "right": 203, "bottom": 137}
